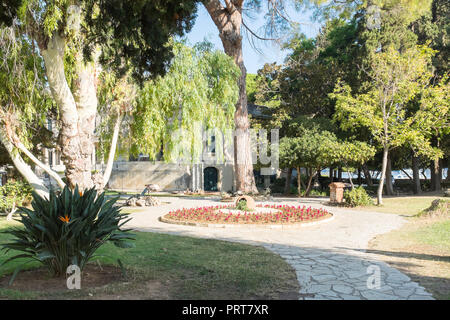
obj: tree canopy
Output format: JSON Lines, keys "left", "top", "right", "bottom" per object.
{"left": 129, "top": 41, "right": 240, "bottom": 164}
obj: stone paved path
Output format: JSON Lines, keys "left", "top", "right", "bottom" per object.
{"left": 124, "top": 196, "right": 434, "bottom": 300}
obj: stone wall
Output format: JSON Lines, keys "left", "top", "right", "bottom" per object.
{"left": 107, "top": 161, "right": 235, "bottom": 192}
{"left": 107, "top": 161, "right": 191, "bottom": 192}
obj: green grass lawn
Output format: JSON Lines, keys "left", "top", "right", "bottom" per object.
{"left": 0, "top": 218, "right": 299, "bottom": 300}
{"left": 354, "top": 195, "right": 447, "bottom": 216}
{"left": 411, "top": 219, "right": 450, "bottom": 251}
{"left": 368, "top": 199, "right": 450, "bottom": 300}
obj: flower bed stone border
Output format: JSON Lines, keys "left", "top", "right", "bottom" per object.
{"left": 159, "top": 210, "right": 334, "bottom": 229}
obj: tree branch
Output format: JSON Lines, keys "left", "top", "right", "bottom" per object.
{"left": 242, "top": 20, "right": 278, "bottom": 41}
{"left": 14, "top": 140, "right": 66, "bottom": 189}
{"left": 0, "top": 127, "right": 49, "bottom": 198}
{"left": 102, "top": 113, "right": 123, "bottom": 188}
{"left": 202, "top": 0, "right": 227, "bottom": 30}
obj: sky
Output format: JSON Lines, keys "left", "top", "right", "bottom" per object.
{"left": 185, "top": 3, "right": 323, "bottom": 74}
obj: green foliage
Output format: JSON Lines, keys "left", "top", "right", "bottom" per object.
{"left": 0, "top": 180, "right": 32, "bottom": 214}
{"left": 279, "top": 19, "right": 361, "bottom": 122}
{"left": 254, "top": 63, "right": 282, "bottom": 108}
{"left": 412, "top": 0, "right": 449, "bottom": 78}
{"left": 279, "top": 129, "right": 337, "bottom": 170}
{"left": 323, "top": 139, "right": 376, "bottom": 168}
{"left": 280, "top": 116, "right": 375, "bottom": 170}
{"left": 0, "top": 24, "right": 52, "bottom": 150}
{"left": 308, "top": 189, "right": 328, "bottom": 197}
{"left": 235, "top": 199, "right": 253, "bottom": 212}
{"left": 1, "top": 186, "right": 135, "bottom": 278}
{"left": 130, "top": 41, "right": 239, "bottom": 163}
{"left": 331, "top": 43, "right": 442, "bottom": 159}
{"left": 246, "top": 73, "right": 258, "bottom": 104}
{"left": 343, "top": 186, "right": 374, "bottom": 207}
{"left": 83, "top": 0, "right": 198, "bottom": 81}
{"left": 96, "top": 71, "right": 137, "bottom": 161}
{"left": 269, "top": 177, "right": 287, "bottom": 194}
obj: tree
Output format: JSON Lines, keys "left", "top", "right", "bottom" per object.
{"left": 0, "top": 1, "right": 198, "bottom": 192}
{"left": 323, "top": 139, "right": 376, "bottom": 189}
{"left": 412, "top": 0, "right": 450, "bottom": 189}
{"left": 96, "top": 71, "right": 137, "bottom": 189}
{"left": 0, "top": 180, "right": 32, "bottom": 220}
{"left": 0, "top": 23, "right": 57, "bottom": 198}
{"left": 129, "top": 42, "right": 240, "bottom": 165}
{"left": 280, "top": 132, "right": 335, "bottom": 197}
{"left": 331, "top": 44, "right": 443, "bottom": 204}
{"left": 246, "top": 73, "right": 258, "bottom": 104}
{"left": 280, "top": 115, "right": 375, "bottom": 196}
{"left": 201, "top": 0, "right": 306, "bottom": 193}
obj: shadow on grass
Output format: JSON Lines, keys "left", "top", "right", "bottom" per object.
{"left": 129, "top": 224, "right": 447, "bottom": 300}
{"left": 338, "top": 247, "right": 450, "bottom": 263}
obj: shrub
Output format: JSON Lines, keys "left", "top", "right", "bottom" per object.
{"left": 269, "top": 177, "right": 286, "bottom": 193}
{"left": 1, "top": 186, "right": 135, "bottom": 279}
{"left": 308, "top": 189, "right": 329, "bottom": 197}
{"left": 0, "top": 180, "right": 32, "bottom": 211}
{"left": 0, "top": 180, "right": 32, "bottom": 216}
{"left": 236, "top": 199, "right": 252, "bottom": 211}
{"left": 343, "top": 186, "right": 374, "bottom": 207}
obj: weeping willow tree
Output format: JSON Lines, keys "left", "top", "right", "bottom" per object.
{"left": 0, "top": 23, "right": 57, "bottom": 198}
{"left": 127, "top": 41, "right": 240, "bottom": 167}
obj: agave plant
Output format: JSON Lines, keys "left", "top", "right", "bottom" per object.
{"left": 1, "top": 185, "right": 135, "bottom": 280}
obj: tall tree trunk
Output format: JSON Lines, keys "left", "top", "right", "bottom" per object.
{"left": 40, "top": 30, "right": 99, "bottom": 191}
{"left": 357, "top": 168, "right": 362, "bottom": 186}
{"left": 432, "top": 158, "right": 442, "bottom": 191}
{"left": 377, "top": 147, "right": 389, "bottom": 205}
{"left": 330, "top": 167, "right": 334, "bottom": 183}
{"left": 412, "top": 154, "right": 421, "bottom": 194}
{"left": 348, "top": 170, "right": 354, "bottom": 190}
{"left": 72, "top": 53, "right": 98, "bottom": 190}
{"left": 420, "top": 168, "right": 427, "bottom": 180}
{"left": 284, "top": 167, "right": 292, "bottom": 195}
{"left": 362, "top": 164, "right": 373, "bottom": 186}
{"left": 338, "top": 167, "right": 342, "bottom": 181}
{"left": 41, "top": 34, "right": 92, "bottom": 191}
{"left": 204, "top": 0, "right": 257, "bottom": 193}
{"left": 386, "top": 154, "right": 394, "bottom": 195}
{"left": 296, "top": 167, "right": 302, "bottom": 197}
{"left": 304, "top": 168, "right": 316, "bottom": 197}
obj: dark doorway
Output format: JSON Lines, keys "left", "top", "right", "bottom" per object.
{"left": 204, "top": 167, "right": 218, "bottom": 191}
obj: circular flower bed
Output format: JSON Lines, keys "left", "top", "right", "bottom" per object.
{"left": 163, "top": 204, "right": 331, "bottom": 225}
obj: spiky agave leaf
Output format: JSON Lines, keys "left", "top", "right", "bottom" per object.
{"left": 1, "top": 185, "right": 135, "bottom": 280}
